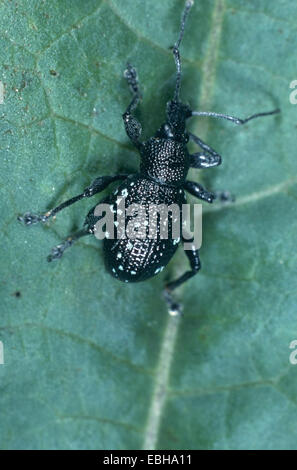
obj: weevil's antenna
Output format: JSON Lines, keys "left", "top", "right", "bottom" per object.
{"left": 173, "top": 0, "right": 194, "bottom": 102}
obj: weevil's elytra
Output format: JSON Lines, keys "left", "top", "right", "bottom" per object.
{"left": 100, "top": 174, "right": 187, "bottom": 284}
{"left": 18, "top": 1, "right": 280, "bottom": 315}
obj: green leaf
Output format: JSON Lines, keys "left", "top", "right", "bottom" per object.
{"left": 0, "top": 0, "right": 296, "bottom": 450}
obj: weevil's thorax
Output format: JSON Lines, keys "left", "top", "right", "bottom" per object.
{"left": 140, "top": 137, "right": 190, "bottom": 186}
{"left": 140, "top": 99, "right": 192, "bottom": 185}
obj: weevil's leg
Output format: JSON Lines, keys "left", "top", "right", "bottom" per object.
{"left": 123, "top": 63, "right": 143, "bottom": 149}
{"left": 184, "top": 180, "right": 215, "bottom": 204}
{"left": 190, "top": 108, "right": 280, "bottom": 125}
{"left": 47, "top": 195, "right": 111, "bottom": 262}
{"left": 163, "top": 243, "right": 201, "bottom": 315}
{"left": 214, "top": 190, "right": 235, "bottom": 203}
{"left": 47, "top": 228, "right": 90, "bottom": 262}
{"left": 190, "top": 151, "right": 221, "bottom": 169}
{"left": 189, "top": 135, "right": 236, "bottom": 202}
{"left": 189, "top": 132, "right": 222, "bottom": 162}
{"left": 166, "top": 245, "right": 201, "bottom": 291}
{"left": 18, "top": 174, "right": 128, "bottom": 226}
{"left": 163, "top": 289, "right": 183, "bottom": 317}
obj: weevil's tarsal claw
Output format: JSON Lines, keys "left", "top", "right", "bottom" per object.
{"left": 124, "top": 63, "right": 141, "bottom": 98}
{"left": 214, "top": 190, "right": 236, "bottom": 204}
{"left": 163, "top": 287, "right": 183, "bottom": 317}
{"left": 17, "top": 211, "right": 50, "bottom": 226}
{"left": 47, "top": 239, "right": 73, "bottom": 262}
{"left": 47, "top": 229, "right": 89, "bottom": 262}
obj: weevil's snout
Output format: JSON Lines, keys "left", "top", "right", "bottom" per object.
{"left": 161, "top": 100, "right": 192, "bottom": 142}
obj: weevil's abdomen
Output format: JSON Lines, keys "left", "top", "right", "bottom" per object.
{"left": 104, "top": 236, "right": 179, "bottom": 283}
{"left": 102, "top": 175, "right": 186, "bottom": 283}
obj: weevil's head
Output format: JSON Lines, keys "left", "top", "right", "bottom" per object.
{"left": 155, "top": 100, "right": 192, "bottom": 143}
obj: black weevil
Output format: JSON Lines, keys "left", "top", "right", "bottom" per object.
{"left": 18, "top": 1, "right": 279, "bottom": 315}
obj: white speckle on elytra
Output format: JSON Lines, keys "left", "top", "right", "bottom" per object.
{"left": 154, "top": 267, "right": 161, "bottom": 274}
{"left": 117, "top": 253, "right": 122, "bottom": 259}
{"left": 173, "top": 237, "right": 180, "bottom": 245}
{"left": 114, "top": 221, "right": 119, "bottom": 227}
{"left": 127, "top": 241, "right": 133, "bottom": 250}
{"left": 110, "top": 205, "right": 116, "bottom": 213}
{"left": 118, "top": 265, "right": 124, "bottom": 271}
{"left": 160, "top": 266, "right": 164, "bottom": 271}
{"left": 121, "top": 188, "right": 128, "bottom": 197}
{"left": 105, "top": 231, "right": 110, "bottom": 238}
{"left": 130, "top": 182, "right": 134, "bottom": 186}
{"left": 131, "top": 271, "right": 136, "bottom": 275}
{"left": 112, "top": 268, "right": 116, "bottom": 273}
{"left": 125, "top": 280, "right": 129, "bottom": 283}
{"left": 179, "top": 189, "right": 183, "bottom": 193}
{"left": 117, "top": 209, "right": 123, "bottom": 215}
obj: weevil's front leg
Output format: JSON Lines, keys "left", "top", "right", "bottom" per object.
{"left": 184, "top": 180, "right": 215, "bottom": 204}
{"left": 214, "top": 190, "right": 235, "bottom": 203}
{"left": 163, "top": 243, "right": 201, "bottom": 315}
{"left": 18, "top": 174, "right": 128, "bottom": 226}
{"left": 122, "top": 63, "right": 143, "bottom": 149}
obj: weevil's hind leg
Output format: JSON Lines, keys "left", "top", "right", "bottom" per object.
{"left": 122, "top": 63, "right": 143, "bottom": 148}
{"left": 47, "top": 194, "right": 112, "bottom": 262}
{"left": 163, "top": 289, "right": 183, "bottom": 317}
{"left": 47, "top": 227, "right": 90, "bottom": 262}
{"left": 18, "top": 174, "right": 128, "bottom": 226}
{"left": 163, "top": 244, "right": 201, "bottom": 316}
{"left": 166, "top": 246, "right": 201, "bottom": 291}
